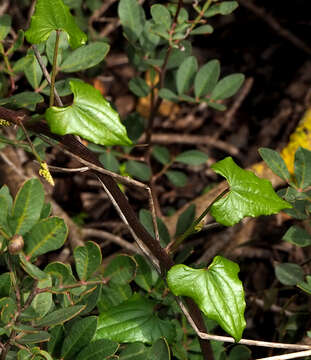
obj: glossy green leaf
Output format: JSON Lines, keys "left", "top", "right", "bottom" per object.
{"left": 24, "top": 217, "right": 67, "bottom": 258}
{"left": 119, "top": 343, "right": 149, "bottom": 360}
{"left": 259, "top": 147, "right": 290, "bottom": 181}
{"left": 176, "top": 56, "right": 198, "bottom": 95}
{"left": 19, "top": 253, "right": 48, "bottom": 280}
{"left": 17, "top": 331, "right": 50, "bottom": 344}
{"left": 25, "top": 0, "right": 87, "bottom": 49}
{"left": 294, "top": 147, "right": 311, "bottom": 189}
{"left": 0, "top": 14, "right": 11, "bottom": 41}
{"left": 129, "top": 77, "right": 150, "bottom": 97}
{"left": 175, "top": 204, "right": 196, "bottom": 237}
{"left": 126, "top": 160, "right": 151, "bottom": 181}
{"left": 165, "top": 170, "right": 187, "bottom": 187}
{"left": 275, "top": 263, "right": 304, "bottom": 286}
{"left": 45, "top": 261, "right": 75, "bottom": 285}
{"left": 0, "top": 92, "right": 44, "bottom": 111}
{"left": 152, "top": 145, "right": 171, "bottom": 165}
{"left": 139, "top": 209, "right": 170, "bottom": 246}
{"left": 46, "top": 80, "right": 132, "bottom": 146}
{"left": 205, "top": 1, "right": 239, "bottom": 17}
{"left": 118, "top": 0, "right": 145, "bottom": 43}
{"left": 34, "top": 305, "right": 86, "bottom": 327}
{"left": 76, "top": 339, "right": 119, "bottom": 360}
{"left": 151, "top": 4, "right": 171, "bottom": 30}
{"left": 96, "top": 293, "right": 175, "bottom": 343}
{"left": 46, "top": 30, "right": 69, "bottom": 66}
{"left": 99, "top": 151, "right": 120, "bottom": 173}
{"left": 211, "top": 74, "right": 244, "bottom": 100}
{"left": 61, "top": 316, "right": 97, "bottom": 359}
{"left": 167, "top": 256, "right": 246, "bottom": 341}
{"left": 282, "top": 225, "right": 311, "bottom": 247}
{"left": 194, "top": 60, "right": 220, "bottom": 98}
{"left": 60, "top": 42, "right": 110, "bottom": 72}
{"left": 210, "top": 157, "right": 292, "bottom": 226}
{"left": 175, "top": 150, "right": 208, "bottom": 165}
{"left": 191, "top": 24, "right": 214, "bottom": 35}
{"left": 297, "top": 275, "right": 311, "bottom": 295}
{"left": 30, "top": 276, "right": 52, "bottom": 318}
{"left": 104, "top": 254, "right": 136, "bottom": 285}
{"left": 9, "top": 178, "right": 45, "bottom": 235}
{"left": 134, "top": 254, "right": 159, "bottom": 292}
{"left": 74, "top": 241, "right": 102, "bottom": 281}
{"left": 148, "top": 338, "right": 170, "bottom": 360}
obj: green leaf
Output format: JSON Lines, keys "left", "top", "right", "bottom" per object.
{"left": 34, "top": 305, "right": 86, "bottom": 327}
{"left": 297, "top": 275, "right": 311, "bottom": 295}
{"left": 99, "top": 151, "right": 120, "bottom": 173}
{"left": 175, "top": 150, "right": 208, "bottom": 165}
{"left": 194, "top": 60, "right": 220, "bottom": 98}
{"left": 96, "top": 293, "right": 175, "bottom": 343}
{"left": 167, "top": 256, "right": 246, "bottom": 341}
{"left": 0, "top": 297, "right": 17, "bottom": 324}
{"left": 211, "top": 74, "right": 244, "bottom": 100}
{"left": 158, "top": 88, "right": 179, "bottom": 102}
{"left": 16, "top": 331, "right": 50, "bottom": 344}
{"left": 175, "top": 204, "right": 196, "bottom": 237}
{"left": 0, "top": 14, "right": 12, "bottom": 41}
{"left": 0, "top": 92, "right": 44, "bottom": 111}
{"left": 24, "top": 217, "right": 67, "bottom": 258}
{"left": 228, "top": 345, "right": 251, "bottom": 360}
{"left": 9, "top": 178, "right": 45, "bottom": 235}
{"left": 46, "top": 80, "right": 132, "bottom": 146}
{"left": 0, "top": 272, "right": 11, "bottom": 297}
{"left": 48, "top": 325, "right": 64, "bottom": 357}
{"left": 76, "top": 339, "right": 119, "bottom": 360}
{"left": 294, "top": 147, "right": 311, "bottom": 189}
{"left": 176, "top": 56, "right": 198, "bottom": 95}
{"left": 148, "top": 338, "right": 170, "bottom": 360}
{"left": 104, "top": 254, "right": 137, "bottom": 285}
{"left": 282, "top": 225, "right": 311, "bottom": 247}
{"left": 134, "top": 254, "right": 159, "bottom": 292}
{"left": 61, "top": 316, "right": 98, "bottom": 359}
{"left": 25, "top": 0, "right": 87, "bottom": 49}
{"left": 60, "top": 42, "right": 110, "bottom": 72}
{"left": 74, "top": 241, "right": 102, "bottom": 281}
{"left": 19, "top": 253, "right": 48, "bottom": 280}
{"left": 152, "top": 145, "right": 171, "bottom": 165}
{"left": 191, "top": 24, "right": 214, "bottom": 35}
{"left": 98, "top": 282, "right": 132, "bottom": 312}
{"left": 205, "top": 1, "right": 239, "bottom": 17}
{"left": 210, "top": 157, "right": 292, "bottom": 226}
{"left": 119, "top": 343, "right": 149, "bottom": 360}
{"left": 23, "top": 53, "right": 47, "bottom": 90}
{"left": 275, "top": 263, "right": 304, "bottom": 286}
{"left": 129, "top": 77, "right": 150, "bottom": 97}
{"left": 118, "top": 0, "right": 145, "bottom": 43}
{"left": 30, "top": 276, "right": 53, "bottom": 318}
{"left": 0, "top": 195, "right": 11, "bottom": 237}
{"left": 139, "top": 209, "right": 170, "bottom": 246}
{"left": 165, "top": 40, "right": 192, "bottom": 70}
{"left": 165, "top": 170, "right": 187, "bottom": 187}
{"left": 45, "top": 261, "right": 75, "bottom": 285}
{"left": 259, "top": 148, "right": 290, "bottom": 181}
{"left": 126, "top": 160, "right": 151, "bottom": 181}
{"left": 151, "top": 4, "right": 171, "bottom": 30}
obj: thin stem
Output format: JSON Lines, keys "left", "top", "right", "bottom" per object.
{"left": 17, "top": 118, "right": 42, "bottom": 164}
{"left": 0, "top": 43, "right": 15, "bottom": 92}
{"left": 50, "top": 30, "right": 61, "bottom": 107}
{"left": 167, "top": 188, "right": 229, "bottom": 253}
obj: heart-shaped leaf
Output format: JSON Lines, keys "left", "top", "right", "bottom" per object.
{"left": 25, "top": 0, "right": 87, "bottom": 49}
{"left": 210, "top": 157, "right": 292, "bottom": 226}
{"left": 46, "top": 80, "right": 132, "bottom": 146}
{"left": 167, "top": 256, "right": 246, "bottom": 341}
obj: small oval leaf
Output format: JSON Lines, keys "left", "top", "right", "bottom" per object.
{"left": 211, "top": 74, "right": 244, "bottom": 100}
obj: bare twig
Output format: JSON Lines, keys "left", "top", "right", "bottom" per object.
{"left": 257, "top": 349, "right": 311, "bottom": 360}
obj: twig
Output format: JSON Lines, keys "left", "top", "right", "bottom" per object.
{"left": 140, "top": 133, "right": 239, "bottom": 155}
{"left": 239, "top": 0, "right": 311, "bottom": 55}
{"left": 50, "top": 30, "right": 61, "bottom": 107}
{"left": 82, "top": 228, "right": 138, "bottom": 253}
{"left": 257, "top": 349, "right": 311, "bottom": 360}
